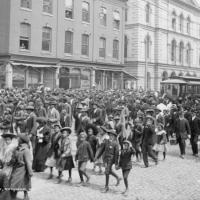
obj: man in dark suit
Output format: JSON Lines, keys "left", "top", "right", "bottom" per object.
{"left": 175, "top": 111, "right": 191, "bottom": 159}
{"left": 190, "top": 110, "right": 200, "bottom": 157}
{"left": 142, "top": 115, "right": 158, "bottom": 167}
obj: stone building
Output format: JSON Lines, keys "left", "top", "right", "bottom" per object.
{"left": 125, "top": 0, "right": 200, "bottom": 90}
{"left": 0, "top": 0, "right": 135, "bottom": 89}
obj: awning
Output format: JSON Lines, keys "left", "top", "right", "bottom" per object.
{"left": 123, "top": 70, "right": 137, "bottom": 80}
{"left": 10, "top": 62, "right": 57, "bottom": 68}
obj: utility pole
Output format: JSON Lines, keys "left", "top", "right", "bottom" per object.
{"left": 144, "top": 39, "right": 148, "bottom": 91}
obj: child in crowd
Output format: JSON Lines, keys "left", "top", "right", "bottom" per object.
{"left": 56, "top": 127, "right": 74, "bottom": 184}
{"left": 153, "top": 123, "right": 167, "bottom": 160}
{"left": 117, "top": 140, "right": 135, "bottom": 196}
{"left": 75, "top": 132, "right": 94, "bottom": 185}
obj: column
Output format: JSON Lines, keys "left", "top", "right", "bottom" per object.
{"left": 5, "top": 63, "right": 13, "bottom": 88}
{"left": 102, "top": 71, "right": 105, "bottom": 90}
{"left": 55, "top": 66, "right": 60, "bottom": 88}
{"left": 91, "top": 69, "right": 95, "bottom": 87}
{"left": 121, "top": 72, "right": 124, "bottom": 89}
{"left": 25, "top": 68, "right": 29, "bottom": 88}
{"left": 40, "top": 69, "right": 44, "bottom": 84}
{"left": 111, "top": 72, "right": 114, "bottom": 89}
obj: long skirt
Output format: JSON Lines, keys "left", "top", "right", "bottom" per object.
{"left": 9, "top": 166, "right": 31, "bottom": 191}
{"left": 45, "top": 153, "right": 57, "bottom": 168}
{"left": 56, "top": 156, "right": 75, "bottom": 171}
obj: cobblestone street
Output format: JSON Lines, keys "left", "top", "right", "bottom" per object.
{"left": 16, "top": 136, "right": 200, "bottom": 200}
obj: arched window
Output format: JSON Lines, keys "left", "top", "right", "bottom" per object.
{"left": 186, "top": 43, "right": 191, "bottom": 65}
{"left": 171, "top": 39, "right": 176, "bottom": 61}
{"left": 162, "top": 71, "right": 168, "bottom": 81}
{"left": 187, "top": 16, "right": 191, "bottom": 34}
{"left": 179, "top": 41, "right": 184, "bottom": 64}
{"left": 145, "top": 3, "right": 150, "bottom": 23}
{"left": 172, "top": 11, "right": 176, "bottom": 31}
{"left": 145, "top": 35, "right": 151, "bottom": 59}
{"left": 171, "top": 71, "right": 176, "bottom": 77}
{"left": 179, "top": 14, "right": 184, "bottom": 32}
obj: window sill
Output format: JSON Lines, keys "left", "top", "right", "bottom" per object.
{"left": 65, "top": 18, "right": 75, "bottom": 22}
{"left": 19, "top": 49, "right": 31, "bottom": 53}
{"left": 82, "top": 21, "right": 90, "bottom": 25}
{"left": 64, "top": 53, "right": 73, "bottom": 57}
{"left": 42, "top": 12, "right": 53, "bottom": 17}
{"left": 20, "top": 7, "right": 32, "bottom": 12}
{"left": 80, "top": 55, "right": 89, "bottom": 59}
{"left": 41, "top": 51, "right": 52, "bottom": 55}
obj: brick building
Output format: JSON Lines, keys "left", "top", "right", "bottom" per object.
{"left": 0, "top": 0, "right": 135, "bottom": 89}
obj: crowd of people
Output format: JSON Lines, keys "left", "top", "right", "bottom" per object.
{"left": 0, "top": 86, "right": 200, "bottom": 199}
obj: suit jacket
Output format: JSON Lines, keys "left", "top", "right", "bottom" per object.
{"left": 175, "top": 118, "right": 191, "bottom": 139}
{"left": 25, "top": 112, "right": 37, "bottom": 135}
{"left": 190, "top": 117, "right": 200, "bottom": 136}
{"left": 142, "top": 125, "right": 156, "bottom": 146}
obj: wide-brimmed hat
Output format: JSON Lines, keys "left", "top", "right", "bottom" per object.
{"left": 146, "top": 115, "right": 155, "bottom": 122}
{"left": 18, "top": 134, "right": 30, "bottom": 144}
{"left": 26, "top": 105, "right": 34, "bottom": 110}
{"left": 123, "top": 140, "right": 132, "bottom": 147}
{"left": 53, "top": 124, "right": 61, "bottom": 129}
{"left": 114, "top": 115, "right": 120, "bottom": 120}
{"left": 49, "top": 101, "right": 57, "bottom": 105}
{"left": 60, "top": 127, "right": 71, "bottom": 134}
{"left": 107, "top": 129, "right": 117, "bottom": 137}
{"left": 1, "top": 132, "right": 17, "bottom": 139}
{"left": 80, "top": 108, "right": 89, "bottom": 112}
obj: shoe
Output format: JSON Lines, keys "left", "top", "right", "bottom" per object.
{"left": 155, "top": 160, "right": 158, "bottom": 165}
{"left": 116, "top": 178, "right": 122, "bottom": 186}
{"left": 122, "top": 189, "right": 129, "bottom": 196}
{"left": 144, "top": 164, "right": 149, "bottom": 168}
{"left": 180, "top": 155, "right": 185, "bottom": 159}
{"left": 56, "top": 178, "right": 62, "bottom": 184}
{"left": 66, "top": 178, "right": 72, "bottom": 183}
{"left": 24, "top": 195, "right": 30, "bottom": 200}
{"left": 86, "top": 176, "right": 90, "bottom": 183}
{"left": 47, "top": 174, "right": 53, "bottom": 179}
{"left": 102, "top": 186, "right": 109, "bottom": 193}
{"left": 77, "top": 181, "right": 84, "bottom": 187}
{"left": 193, "top": 154, "right": 199, "bottom": 157}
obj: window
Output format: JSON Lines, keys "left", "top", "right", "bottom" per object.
{"left": 42, "top": 27, "right": 52, "bottom": 51}
{"left": 179, "top": 14, "right": 184, "bottom": 32}
{"left": 82, "top": 2, "right": 89, "bottom": 22}
{"left": 100, "top": 7, "right": 107, "bottom": 26}
{"left": 125, "top": 8, "right": 128, "bottom": 22}
{"left": 65, "top": 31, "right": 73, "bottom": 54}
{"left": 21, "top": 0, "right": 31, "bottom": 9}
{"left": 145, "top": 35, "right": 151, "bottom": 59}
{"left": 43, "top": 0, "right": 53, "bottom": 14}
{"left": 124, "top": 35, "right": 128, "bottom": 58}
{"left": 81, "top": 34, "right": 89, "bottom": 56}
{"left": 113, "top": 11, "right": 120, "bottom": 30}
{"left": 145, "top": 3, "right": 150, "bottom": 23}
{"left": 179, "top": 42, "right": 184, "bottom": 64}
{"left": 171, "top": 39, "right": 176, "bottom": 62}
{"left": 186, "top": 43, "right": 191, "bottom": 65}
{"left": 65, "top": 0, "right": 73, "bottom": 19}
{"left": 19, "top": 23, "right": 31, "bottom": 50}
{"left": 113, "top": 39, "right": 119, "bottom": 59}
{"left": 172, "top": 11, "right": 176, "bottom": 31}
{"left": 99, "top": 37, "right": 106, "bottom": 58}
{"left": 187, "top": 17, "right": 191, "bottom": 34}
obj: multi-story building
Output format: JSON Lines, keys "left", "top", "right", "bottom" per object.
{"left": 0, "top": 0, "right": 134, "bottom": 89}
{"left": 125, "top": 0, "right": 200, "bottom": 90}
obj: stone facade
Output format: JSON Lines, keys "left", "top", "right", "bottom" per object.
{"left": 125, "top": 0, "right": 200, "bottom": 90}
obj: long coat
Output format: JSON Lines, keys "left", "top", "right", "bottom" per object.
{"left": 175, "top": 118, "right": 191, "bottom": 139}
{"left": 190, "top": 117, "right": 200, "bottom": 136}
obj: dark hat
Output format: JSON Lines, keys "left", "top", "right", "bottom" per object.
{"left": 26, "top": 105, "right": 34, "bottom": 110}
{"left": 18, "top": 134, "right": 30, "bottom": 144}
{"left": 49, "top": 101, "right": 57, "bottom": 105}
{"left": 1, "top": 132, "right": 17, "bottom": 139}
{"left": 107, "top": 129, "right": 117, "bottom": 137}
{"left": 80, "top": 108, "right": 89, "bottom": 112}
{"left": 60, "top": 127, "right": 71, "bottom": 134}
{"left": 146, "top": 115, "right": 155, "bottom": 122}
{"left": 53, "top": 124, "right": 61, "bottom": 129}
